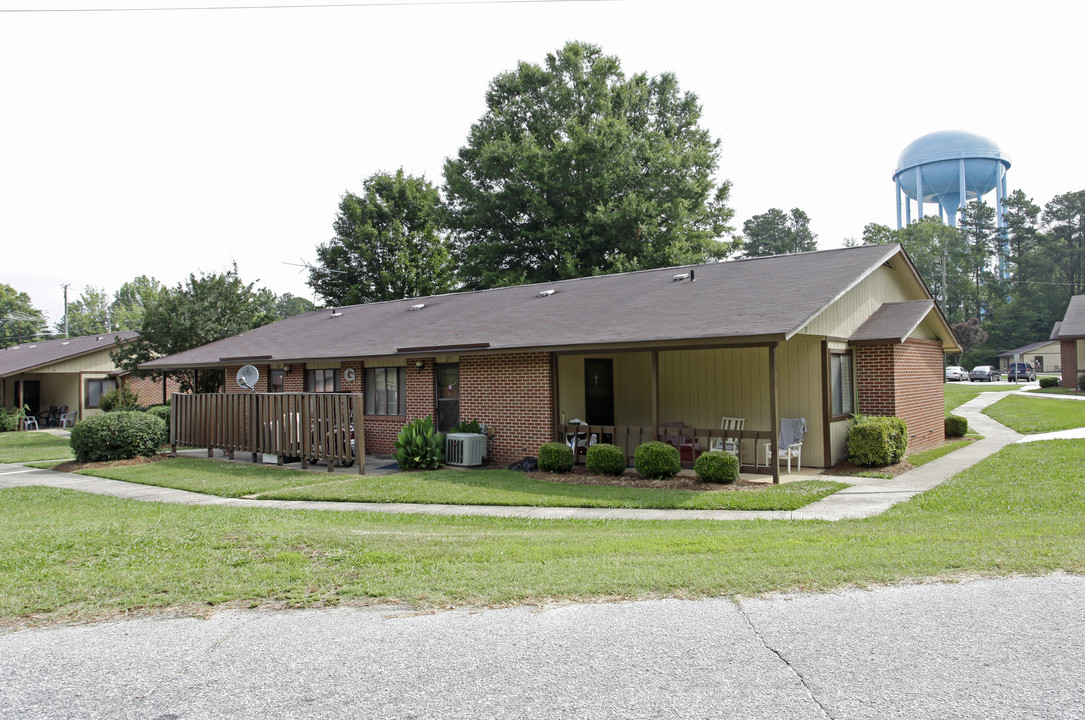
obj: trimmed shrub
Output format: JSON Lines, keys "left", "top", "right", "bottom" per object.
{"left": 538, "top": 442, "right": 575, "bottom": 473}
{"left": 694, "top": 451, "right": 739, "bottom": 484}
{"left": 69, "top": 411, "right": 166, "bottom": 463}
{"left": 1039, "top": 376, "right": 1059, "bottom": 389}
{"left": 99, "top": 386, "right": 141, "bottom": 412}
{"left": 634, "top": 441, "right": 681, "bottom": 480}
{"left": 145, "top": 405, "right": 171, "bottom": 439}
{"left": 847, "top": 415, "right": 908, "bottom": 466}
{"left": 393, "top": 417, "right": 444, "bottom": 470}
{"left": 944, "top": 414, "right": 968, "bottom": 438}
{"left": 586, "top": 443, "right": 626, "bottom": 476}
{"left": 1079, "top": 373, "right": 1085, "bottom": 392}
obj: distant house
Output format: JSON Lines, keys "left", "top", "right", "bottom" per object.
{"left": 143, "top": 244, "right": 960, "bottom": 479}
{"left": 995, "top": 340, "right": 1062, "bottom": 374}
{"left": 1051, "top": 295, "right": 1085, "bottom": 389}
{"left": 0, "top": 332, "right": 174, "bottom": 426}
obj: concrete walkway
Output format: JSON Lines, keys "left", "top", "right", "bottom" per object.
{"left": 0, "top": 390, "right": 1063, "bottom": 522}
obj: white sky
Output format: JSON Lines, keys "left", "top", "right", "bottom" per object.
{"left": 2, "top": 0, "right": 1083, "bottom": 327}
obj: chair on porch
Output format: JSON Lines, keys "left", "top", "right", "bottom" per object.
{"left": 21, "top": 415, "right": 39, "bottom": 431}
{"left": 710, "top": 416, "right": 744, "bottom": 464}
{"left": 59, "top": 410, "right": 77, "bottom": 428}
{"left": 775, "top": 417, "right": 807, "bottom": 473}
{"left": 659, "top": 422, "right": 698, "bottom": 463}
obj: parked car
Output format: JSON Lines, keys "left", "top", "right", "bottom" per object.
{"left": 944, "top": 366, "right": 967, "bottom": 381}
{"left": 969, "top": 365, "right": 1001, "bottom": 382}
{"left": 1007, "top": 362, "right": 1036, "bottom": 382}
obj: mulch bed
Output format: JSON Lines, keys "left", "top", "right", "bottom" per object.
{"left": 50, "top": 454, "right": 169, "bottom": 474}
{"left": 822, "top": 459, "right": 914, "bottom": 478}
{"left": 523, "top": 465, "right": 772, "bottom": 492}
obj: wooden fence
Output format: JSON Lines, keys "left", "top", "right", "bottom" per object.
{"left": 171, "top": 392, "right": 365, "bottom": 474}
{"left": 556, "top": 423, "right": 775, "bottom": 472}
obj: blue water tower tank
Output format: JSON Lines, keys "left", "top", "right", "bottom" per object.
{"left": 893, "top": 130, "right": 1010, "bottom": 229}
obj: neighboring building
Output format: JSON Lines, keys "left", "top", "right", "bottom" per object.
{"left": 1051, "top": 295, "right": 1085, "bottom": 389}
{"left": 995, "top": 340, "right": 1062, "bottom": 374}
{"left": 0, "top": 332, "right": 175, "bottom": 425}
{"left": 143, "top": 244, "right": 960, "bottom": 477}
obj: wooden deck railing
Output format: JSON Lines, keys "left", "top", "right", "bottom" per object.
{"left": 171, "top": 393, "right": 365, "bottom": 474}
{"left": 556, "top": 423, "right": 774, "bottom": 472}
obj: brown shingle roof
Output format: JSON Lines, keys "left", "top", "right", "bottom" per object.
{"left": 143, "top": 244, "right": 930, "bottom": 369}
{"left": 1055, "top": 295, "right": 1085, "bottom": 339}
{"left": 849, "top": 300, "right": 935, "bottom": 345}
{"left": 0, "top": 332, "right": 137, "bottom": 378}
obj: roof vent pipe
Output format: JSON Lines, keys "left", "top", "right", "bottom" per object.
{"left": 409, "top": 303, "right": 425, "bottom": 311}
{"left": 690, "top": 270, "right": 695, "bottom": 282}
{"left": 672, "top": 273, "right": 689, "bottom": 282}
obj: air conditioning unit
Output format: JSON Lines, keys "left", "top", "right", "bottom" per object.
{"left": 446, "top": 432, "right": 486, "bottom": 467}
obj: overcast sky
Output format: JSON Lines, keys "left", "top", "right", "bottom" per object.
{"left": 3, "top": 0, "right": 1082, "bottom": 328}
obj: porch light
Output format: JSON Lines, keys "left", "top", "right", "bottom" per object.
{"left": 415, "top": 360, "right": 424, "bottom": 372}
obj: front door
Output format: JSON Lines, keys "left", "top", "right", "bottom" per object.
{"left": 584, "top": 359, "right": 614, "bottom": 426}
{"left": 435, "top": 363, "right": 460, "bottom": 433}
{"left": 16, "top": 380, "right": 41, "bottom": 416}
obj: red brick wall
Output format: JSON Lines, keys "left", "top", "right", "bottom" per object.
{"left": 460, "top": 352, "right": 553, "bottom": 465}
{"left": 1061, "top": 340, "right": 1078, "bottom": 390}
{"left": 362, "top": 361, "right": 428, "bottom": 456}
{"left": 856, "top": 339, "right": 945, "bottom": 453}
{"left": 123, "top": 374, "right": 182, "bottom": 406}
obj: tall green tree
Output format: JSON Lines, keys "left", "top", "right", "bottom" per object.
{"left": 1042, "top": 189, "right": 1085, "bottom": 294}
{"left": 112, "top": 265, "right": 278, "bottom": 393}
{"left": 111, "top": 276, "right": 166, "bottom": 331}
{"left": 275, "top": 293, "right": 315, "bottom": 319}
{"left": 443, "top": 41, "right": 735, "bottom": 289}
{"left": 0, "top": 284, "right": 46, "bottom": 348}
{"left": 309, "top": 169, "right": 453, "bottom": 305}
{"left": 57, "top": 286, "right": 112, "bottom": 336}
{"left": 739, "top": 208, "right": 817, "bottom": 257}
{"left": 957, "top": 200, "right": 999, "bottom": 320}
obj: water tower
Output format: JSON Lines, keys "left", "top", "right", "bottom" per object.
{"left": 893, "top": 130, "right": 1010, "bottom": 231}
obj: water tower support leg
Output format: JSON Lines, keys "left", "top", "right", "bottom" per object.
{"left": 955, "top": 159, "right": 966, "bottom": 228}
{"left": 915, "top": 166, "right": 923, "bottom": 221}
{"left": 896, "top": 177, "right": 903, "bottom": 229}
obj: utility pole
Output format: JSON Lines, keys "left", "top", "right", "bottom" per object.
{"left": 62, "top": 283, "right": 70, "bottom": 338}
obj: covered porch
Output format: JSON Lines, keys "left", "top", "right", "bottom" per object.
{"left": 552, "top": 337, "right": 846, "bottom": 484}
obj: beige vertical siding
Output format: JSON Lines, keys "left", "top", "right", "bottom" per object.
{"left": 556, "top": 352, "right": 653, "bottom": 426}
{"left": 33, "top": 347, "right": 119, "bottom": 374}
{"left": 803, "top": 265, "right": 927, "bottom": 339}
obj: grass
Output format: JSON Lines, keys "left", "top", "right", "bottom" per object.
{"left": 76, "top": 458, "right": 846, "bottom": 511}
{"left": 0, "top": 432, "right": 74, "bottom": 463}
{"left": 983, "top": 395, "right": 1085, "bottom": 434}
{"left": 943, "top": 382, "right": 1001, "bottom": 412}
{"left": 2, "top": 439, "right": 1082, "bottom": 626}
{"left": 907, "top": 439, "right": 973, "bottom": 467}
{"left": 1026, "top": 387, "right": 1083, "bottom": 396}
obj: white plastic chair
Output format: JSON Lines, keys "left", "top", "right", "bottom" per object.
{"left": 59, "top": 411, "right": 77, "bottom": 428}
{"left": 21, "top": 416, "right": 39, "bottom": 431}
{"left": 710, "top": 416, "right": 745, "bottom": 464}
{"left": 775, "top": 418, "right": 806, "bottom": 473}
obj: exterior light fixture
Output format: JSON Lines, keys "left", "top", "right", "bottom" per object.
{"left": 415, "top": 360, "right": 424, "bottom": 372}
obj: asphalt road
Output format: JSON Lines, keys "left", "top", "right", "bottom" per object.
{"left": 2, "top": 575, "right": 1082, "bottom": 720}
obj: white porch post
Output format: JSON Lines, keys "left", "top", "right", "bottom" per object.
{"left": 769, "top": 344, "right": 780, "bottom": 485}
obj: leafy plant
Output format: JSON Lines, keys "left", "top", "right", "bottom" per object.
{"left": 586, "top": 443, "right": 626, "bottom": 476}
{"left": 634, "top": 441, "right": 681, "bottom": 480}
{"left": 538, "top": 442, "right": 574, "bottom": 473}
{"left": 99, "top": 386, "right": 141, "bottom": 412}
{"left": 69, "top": 411, "right": 166, "bottom": 463}
{"left": 847, "top": 415, "right": 908, "bottom": 466}
{"left": 144, "top": 405, "right": 171, "bottom": 438}
{"left": 0, "top": 405, "right": 28, "bottom": 432}
{"left": 1039, "top": 376, "right": 1059, "bottom": 389}
{"left": 694, "top": 451, "right": 739, "bottom": 484}
{"left": 393, "top": 417, "right": 444, "bottom": 470}
{"left": 1079, "top": 373, "right": 1085, "bottom": 392}
{"left": 449, "top": 419, "right": 484, "bottom": 434}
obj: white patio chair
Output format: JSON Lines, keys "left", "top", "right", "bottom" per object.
{"left": 21, "top": 415, "right": 39, "bottom": 431}
{"left": 775, "top": 417, "right": 807, "bottom": 473}
{"left": 59, "top": 411, "right": 77, "bottom": 428}
{"left": 710, "top": 416, "right": 744, "bottom": 464}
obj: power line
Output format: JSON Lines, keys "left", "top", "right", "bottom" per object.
{"left": 1, "top": 0, "right": 619, "bottom": 13}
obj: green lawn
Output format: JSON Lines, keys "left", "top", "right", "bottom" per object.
{"left": 77, "top": 458, "right": 846, "bottom": 511}
{"left": 0, "top": 432, "right": 74, "bottom": 463}
{"left": 2, "top": 439, "right": 1082, "bottom": 627}
{"left": 983, "top": 395, "right": 1085, "bottom": 434}
{"left": 943, "top": 382, "right": 1000, "bottom": 412}
{"left": 906, "top": 439, "right": 973, "bottom": 467}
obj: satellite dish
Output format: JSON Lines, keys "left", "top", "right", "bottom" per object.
{"left": 236, "top": 364, "right": 260, "bottom": 391}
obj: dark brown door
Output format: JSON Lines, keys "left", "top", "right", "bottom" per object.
{"left": 17, "top": 380, "right": 41, "bottom": 416}
{"left": 435, "top": 363, "right": 460, "bottom": 433}
{"left": 584, "top": 359, "right": 614, "bottom": 426}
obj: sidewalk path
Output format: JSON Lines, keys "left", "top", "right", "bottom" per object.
{"left": 0, "top": 390, "right": 1051, "bottom": 522}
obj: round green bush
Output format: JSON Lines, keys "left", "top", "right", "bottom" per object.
{"left": 944, "top": 414, "right": 968, "bottom": 438}
{"left": 69, "top": 411, "right": 167, "bottom": 463}
{"left": 99, "top": 386, "right": 141, "bottom": 412}
{"left": 634, "top": 441, "right": 681, "bottom": 479}
{"left": 144, "top": 405, "right": 171, "bottom": 439}
{"left": 1079, "top": 373, "right": 1085, "bottom": 392}
{"left": 694, "top": 451, "right": 739, "bottom": 483}
{"left": 1039, "top": 376, "right": 1059, "bottom": 389}
{"left": 538, "top": 442, "right": 574, "bottom": 473}
{"left": 847, "top": 415, "right": 908, "bottom": 466}
{"left": 586, "top": 443, "right": 626, "bottom": 476}
{"left": 393, "top": 417, "right": 444, "bottom": 470}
